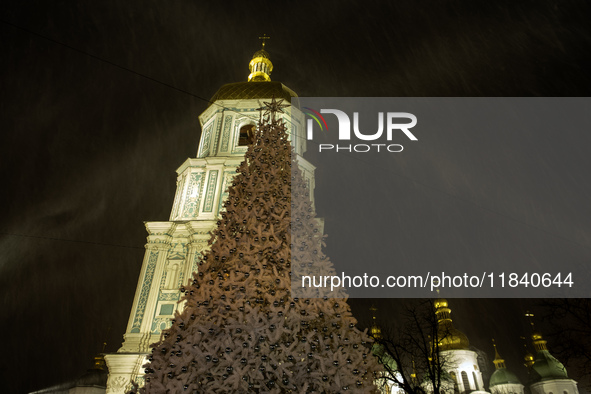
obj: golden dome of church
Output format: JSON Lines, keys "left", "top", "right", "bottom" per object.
{"left": 211, "top": 81, "right": 297, "bottom": 103}
{"left": 434, "top": 298, "right": 470, "bottom": 351}
{"left": 210, "top": 35, "right": 298, "bottom": 103}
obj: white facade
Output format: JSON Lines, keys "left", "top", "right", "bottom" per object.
{"left": 442, "top": 349, "right": 487, "bottom": 394}
{"left": 104, "top": 48, "right": 315, "bottom": 393}
{"left": 530, "top": 379, "right": 579, "bottom": 394}
{"left": 490, "top": 382, "right": 525, "bottom": 394}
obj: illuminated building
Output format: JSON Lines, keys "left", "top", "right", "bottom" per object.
{"left": 104, "top": 40, "right": 316, "bottom": 393}
{"left": 489, "top": 342, "right": 524, "bottom": 394}
{"left": 527, "top": 332, "right": 579, "bottom": 394}
{"left": 433, "top": 298, "right": 488, "bottom": 394}
{"left": 370, "top": 299, "right": 580, "bottom": 394}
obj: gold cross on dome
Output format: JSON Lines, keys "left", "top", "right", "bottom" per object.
{"left": 259, "top": 34, "right": 270, "bottom": 49}
{"left": 369, "top": 305, "right": 377, "bottom": 320}
{"left": 525, "top": 311, "right": 535, "bottom": 330}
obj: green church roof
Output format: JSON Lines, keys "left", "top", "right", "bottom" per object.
{"left": 531, "top": 350, "right": 568, "bottom": 381}
{"left": 490, "top": 368, "right": 521, "bottom": 387}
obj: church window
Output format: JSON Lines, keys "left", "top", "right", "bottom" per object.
{"left": 461, "top": 371, "right": 472, "bottom": 392}
{"left": 238, "top": 124, "right": 256, "bottom": 146}
{"left": 472, "top": 372, "right": 479, "bottom": 390}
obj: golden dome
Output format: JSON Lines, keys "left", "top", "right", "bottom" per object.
{"left": 210, "top": 81, "right": 297, "bottom": 103}
{"left": 210, "top": 39, "right": 297, "bottom": 102}
{"left": 523, "top": 342, "right": 535, "bottom": 367}
{"left": 435, "top": 298, "right": 470, "bottom": 351}
{"left": 434, "top": 298, "right": 448, "bottom": 309}
{"left": 248, "top": 42, "right": 273, "bottom": 82}
{"left": 370, "top": 324, "right": 382, "bottom": 340}
{"left": 252, "top": 48, "right": 270, "bottom": 59}
{"left": 438, "top": 324, "right": 470, "bottom": 350}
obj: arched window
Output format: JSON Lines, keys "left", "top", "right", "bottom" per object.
{"left": 238, "top": 124, "right": 256, "bottom": 146}
{"left": 472, "top": 372, "right": 479, "bottom": 390}
{"left": 461, "top": 371, "right": 472, "bottom": 393}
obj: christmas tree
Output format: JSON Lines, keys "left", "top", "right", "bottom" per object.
{"left": 135, "top": 98, "right": 380, "bottom": 393}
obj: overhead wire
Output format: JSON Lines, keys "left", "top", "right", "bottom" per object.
{"left": 2, "top": 18, "right": 589, "bottom": 253}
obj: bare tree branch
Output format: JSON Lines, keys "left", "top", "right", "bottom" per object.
{"left": 367, "top": 300, "right": 456, "bottom": 394}
{"left": 541, "top": 298, "right": 591, "bottom": 387}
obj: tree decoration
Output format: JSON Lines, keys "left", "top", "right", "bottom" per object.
{"left": 132, "top": 97, "right": 380, "bottom": 393}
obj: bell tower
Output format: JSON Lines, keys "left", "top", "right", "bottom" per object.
{"left": 104, "top": 41, "right": 316, "bottom": 393}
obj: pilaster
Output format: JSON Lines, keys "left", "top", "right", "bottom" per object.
{"left": 104, "top": 353, "right": 147, "bottom": 394}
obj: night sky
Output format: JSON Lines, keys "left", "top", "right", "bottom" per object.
{"left": 1, "top": 1, "right": 590, "bottom": 393}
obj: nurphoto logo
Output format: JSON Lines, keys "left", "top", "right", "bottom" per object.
{"left": 303, "top": 107, "right": 418, "bottom": 153}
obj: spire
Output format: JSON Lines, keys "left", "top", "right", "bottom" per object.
{"left": 369, "top": 304, "right": 382, "bottom": 340}
{"left": 434, "top": 298, "right": 452, "bottom": 323}
{"left": 525, "top": 311, "right": 536, "bottom": 331}
{"left": 248, "top": 35, "right": 273, "bottom": 82}
{"left": 259, "top": 33, "right": 270, "bottom": 49}
{"left": 492, "top": 339, "right": 506, "bottom": 370}
{"left": 489, "top": 340, "right": 523, "bottom": 388}
{"left": 524, "top": 311, "right": 548, "bottom": 352}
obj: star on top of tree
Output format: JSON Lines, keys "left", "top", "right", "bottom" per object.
{"left": 258, "top": 96, "right": 289, "bottom": 122}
